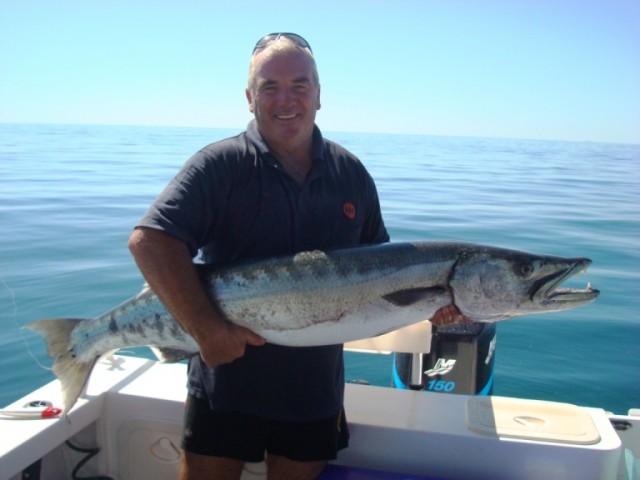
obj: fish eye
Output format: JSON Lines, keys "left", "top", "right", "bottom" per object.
{"left": 515, "top": 262, "right": 534, "bottom": 277}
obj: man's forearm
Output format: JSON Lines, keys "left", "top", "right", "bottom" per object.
{"left": 127, "top": 227, "right": 265, "bottom": 367}
{"left": 127, "top": 228, "right": 223, "bottom": 339}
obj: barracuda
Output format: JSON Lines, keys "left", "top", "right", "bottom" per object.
{"left": 26, "top": 241, "right": 599, "bottom": 412}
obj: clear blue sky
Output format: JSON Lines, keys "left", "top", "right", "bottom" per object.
{"left": 1, "top": 0, "right": 638, "bottom": 144}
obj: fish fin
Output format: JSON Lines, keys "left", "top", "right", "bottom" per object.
{"left": 150, "top": 346, "right": 193, "bottom": 363}
{"left": 382, "top": 287, "right": 447, "bottom": 307}
{"left": 24, "top": 319, "right": 96, "bottom": 413}
{"left": 134, "top": 282, "right": 152, "bottom": 299}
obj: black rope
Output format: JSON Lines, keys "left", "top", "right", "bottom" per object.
{"left": 65, "top": 441, "right": 114, "bottom": 480}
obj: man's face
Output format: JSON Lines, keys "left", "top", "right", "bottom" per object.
{"left": 246, "top": 48, "right": 321, "bottom": 150}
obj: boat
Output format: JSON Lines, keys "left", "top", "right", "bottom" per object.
{"left": 1, "top": 322, "right": 638, "bottom": 480}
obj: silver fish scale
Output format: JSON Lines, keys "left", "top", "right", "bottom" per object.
{"left": 70, "top": 290, "right": 197, "bottom": 362}
{"left": 206, "top": 246, "right": 453, "bottom": 332}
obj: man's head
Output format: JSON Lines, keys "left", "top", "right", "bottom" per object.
{"left": 247, "top": 33, "right": 319, "bottom": 91}
{"left": 246, "top": 33, "right": 321, "bottom": 153}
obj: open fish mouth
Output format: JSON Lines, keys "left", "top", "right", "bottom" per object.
{"left": 534, "top": 258, "right": 600, "bottom": 304}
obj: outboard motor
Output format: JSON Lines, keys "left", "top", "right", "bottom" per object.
{"left": 392, "top": 323, "right": 496, "bottom": 395}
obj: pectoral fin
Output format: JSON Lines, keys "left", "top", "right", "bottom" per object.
{"left": 382, "top": 287, "right": 447, "bottom": 307}
{"left": 150, "top": 346, "right": 194, "bottom": 363}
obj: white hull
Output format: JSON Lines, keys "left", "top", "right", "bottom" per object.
{"left": 1, "top": 355, "right": 638, "bottom": 480}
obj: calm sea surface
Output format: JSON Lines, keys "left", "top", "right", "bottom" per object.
{"left": 1, "top": 123, "right": 638, "bottom": 414}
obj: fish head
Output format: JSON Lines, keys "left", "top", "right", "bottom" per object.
{"left": 449, "top": 246, "right": 599, "bottom": 322}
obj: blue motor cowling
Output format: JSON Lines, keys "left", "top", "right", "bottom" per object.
{"left": 392, "top": 323, "right": 496, "bottom": 395}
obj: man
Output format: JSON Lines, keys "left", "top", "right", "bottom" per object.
{"left": 128, "top": 33, "right": 389, "bottom": 479}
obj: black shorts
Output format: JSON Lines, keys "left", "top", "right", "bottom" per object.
{"left": 181, "top": 394, "right": 350, "bottom": 462}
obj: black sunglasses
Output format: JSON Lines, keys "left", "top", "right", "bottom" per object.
{"left": 252, "top": 33, "right": 313, "bottom": 55}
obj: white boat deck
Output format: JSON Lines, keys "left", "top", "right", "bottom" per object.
{"left": 1, "top": 355, "right": 637, "bottom": 480}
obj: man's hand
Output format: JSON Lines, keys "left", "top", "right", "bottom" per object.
{"left": 430, "top": 304, "right": 466, "bottom": 327}
{"left": 194, "top": 320, "right": 266, "bottom": 368}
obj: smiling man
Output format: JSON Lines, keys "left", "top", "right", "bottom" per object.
{"left": 246, "top": 39, "right": 321, "bottom": 185}
{"left": 128, "top": 33, "right": 389, "bottom": 479}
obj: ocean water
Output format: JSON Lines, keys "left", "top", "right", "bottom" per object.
{"left": 1, "top": 123, "right": 638, "bottom": 415}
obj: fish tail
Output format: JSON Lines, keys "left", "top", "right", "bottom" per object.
{"left": 25, "top": 319, "right": 97, "bottom": 413}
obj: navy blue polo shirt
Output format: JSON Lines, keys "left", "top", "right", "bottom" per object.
{"left": 137, "top": 120, "right": 389, "bottom": 421}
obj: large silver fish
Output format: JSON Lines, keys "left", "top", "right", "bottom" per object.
{"left": 27, "top": 242, "right": 599, "bottom": 412}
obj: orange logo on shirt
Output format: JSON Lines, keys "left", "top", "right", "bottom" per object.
{"left": 343, "top": 202, "right": 356, "bottom": 220}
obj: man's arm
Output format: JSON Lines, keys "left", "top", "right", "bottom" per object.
{"left": 127, "top": 227, "right": 265, "bottom": 368}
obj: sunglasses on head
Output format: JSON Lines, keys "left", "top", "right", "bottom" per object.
{"left": 252, "top": 33, "right": 313, "bottom": 55}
